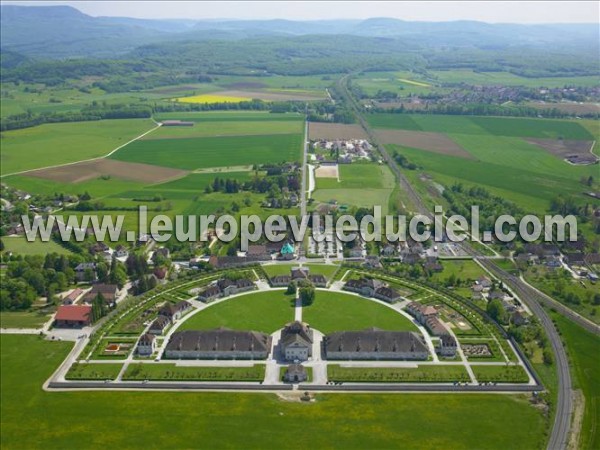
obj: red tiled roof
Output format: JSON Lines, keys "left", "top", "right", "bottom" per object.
{"left": 55, "top": 305, "right": 92, "bottom": 322}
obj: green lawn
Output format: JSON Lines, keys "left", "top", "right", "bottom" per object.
{"left": 0, "top": 310, "right": 51, "bottom": 329}
{"left": 304, "top": 264, "right": 340, "bottom": 280}
{"left": 0, "top": 119, "right": 156, "bottom": 175}
{"left": 302, "top": 291, "right": 418, "bottom": 334}
{"left": 1, "top": 236, "right": 72, "bottom": 256}
{"left": 178, "top": 290, "right": 295, "bottom": 333}
{"left": 328, "top": 364, "right": 470, "bottom": 383}
{"left": 431, "top": 259, "right": 487, "bottom": 284}
{"left": 0, "top": 335, "right": 548, "bottom": 449}
{"left": 66, "top": 363, "right": 124, "bottom": 381}
{"left": 471, "top": 365, "right": 530, "bottom": 383}
{"left": 123, "top": 363, "right": 265, "bottom": 382}
{"left": 110, "top": 133, "right": 303, "bottom": 170}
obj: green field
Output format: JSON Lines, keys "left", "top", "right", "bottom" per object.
{"left": 0, "top": 335, "right": 548, "bottom": 449}
{"left": 313, "top": 163, "right": 396, "bottom": 213}
{"left": 316, "top": 163, "right": 394, "bottom": 190}
{"left": 154, "top": 171, "right": 253, "bottom": 191}
{"left": 66, "top": 363, "right": 124, "bottom": 380}
{"left": 429, "top": 70, "right": 600, "bottom": 88}
{"left": 551, "top": 313, "right": 600, "bottom": 450}
{"left": 148, "top": 112, "right": 304, "bottom": 139}
{"left": 0, "top": 310, "right": 51, "bottom": 329}
{"left": 368, "top": 114, "right": 594, "bottom": 140}
{"left": 110, "top": 133, "right": 303, "bottom": 170}
{"left": 431, "top": 259, "right": 487, "bottom": 284}
{"left": 394, "top": 140, "right": 596, "bottom": 214}
{"left": 123, "top": 363, "right": 265, "bottom": 381}
{"left": 302, "top": 291, "right": 418, "bottom": 334}
{"left": 471, "top": 364, "right": 530, "bottom": 383}
{"left": 328, "top": 364, "right": 470, "bottom": 383}
{"left": 1, "top": 236, "right": 72, "bottom": 256}
{"left": 179, "top": 290, "right": 295, "bottom": 333}
{"left": 155, "top": 111, "right": 305, "bottom": 123}
{"left": 0, "top": 119, "right": 156, "bottom": 175}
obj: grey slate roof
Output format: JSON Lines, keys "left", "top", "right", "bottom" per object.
{"left": 324, "top": 329, "right": 428, "bottom": 354}
{"left": 166, "top": 328, "right": 271, "bottom": 353}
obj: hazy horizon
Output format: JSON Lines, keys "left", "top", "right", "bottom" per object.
{"left": 1, "top": 1, "right": 598, "bottom": 24}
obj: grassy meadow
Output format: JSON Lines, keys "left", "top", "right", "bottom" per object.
{"left": 0, "top": 334, "right": 548, "bottom": 450}
{"left": 313, "top": 163, "right": 396, "bottom": 213}
{"left": 110, "top": 133, "right": 303, "bottom": 170}
{"left": 0, "top": 119, "right": 156, "bottom": 175}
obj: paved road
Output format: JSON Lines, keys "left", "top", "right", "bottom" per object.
{"left": 336, "top": 73, "right": 573, "bottom": 450}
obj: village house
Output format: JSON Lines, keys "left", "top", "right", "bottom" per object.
{"left": 82, "top": 284, "right": 119, "bottom": 307}
{"left": 343, "top": 277, "right": 403, "bottom": 303}
{"left": 424, "top": 257, "right": 443, "bottom": 273}
{"left": 405, "top": 302, "right": 438, "bottom": 323}
{"left": 405, "top": 302, "right": 449, "bottom": 336}
{"left": 283, "top": 364, "right": 308, "bottom": 383}
{"left": 54, "top": 305, "right": 92, "bottom": 328}
{"left": 114, "top": 245, "right": 129, "bottom": 259}
{"left": 198, "top": 277, "right": 255, "bottom": 302}
{"left": 344, "top": 278, "right": 384, "bottom": 297}
{"left": 136, "top": 333, "right": 156, "bottom": 356}
{"left": 323, "top": 329, "right": 429, "bottom": 360}
{"left": 511, "top": 311, "right": 529, "bottom": 326}
{"left": 437, "top": 334, "right": 458, "bottom": 357}
{"left": 563, "top": 252, "right": 586, "bottom": 267}
{"left": 476, "top": 276, "right": 493, "bottom": 291}
{"left": 164, "top": 328, "right": 272, "bottom": 360}
{"left": 291, "top": 267, "right": 327, "bottom": 287}
{"left": 158, "top": 300, "right": 192, "bottom": 322}
{"left": 74, "top": 262, "right": 97, "bottom": 282}
{"left": 279, "top": 321, "right": 313, "bottom": 361}
{"left": 381, "top": 243, "right": 397, "bottom": 257}
{"left": 152, "top": 247, "right": 171, "bottom": 263}
{"left": 246, "top": 244, "right": 271, "bottom": 261}
{"left": 62, "top": 288, "right": 83, "bottom": 305}
{"left": 148, "top": 315, "right": 170, "bottom": 335}
{"left": 270, "top": 274, "right": 292, "bottom": 287}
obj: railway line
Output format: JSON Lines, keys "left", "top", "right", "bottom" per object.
{"left": 335, "top": 73, "right": 576, "bottom": 450}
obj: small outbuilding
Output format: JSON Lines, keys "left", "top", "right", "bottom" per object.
{"left": 283, "top": 364, "right": 308, "bottom": 383}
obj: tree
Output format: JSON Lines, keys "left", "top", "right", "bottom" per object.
{"left": 299, "top": 284, "right": 315, "bottom": 306}
{"left": 91, "top": 293, "right": 107, "bottom": 322}
{"left": 542, "top": 347, "right": 554, "bottom": 365}
{"left": 286, "top": 282, "right": 296, "bottom": 295}
{"left": 487, "top": 299, "right": 507, "bottom": 324}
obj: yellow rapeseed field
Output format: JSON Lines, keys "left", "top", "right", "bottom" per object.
{"left": 175, "top": 94, "right": 251, "bottom": 104}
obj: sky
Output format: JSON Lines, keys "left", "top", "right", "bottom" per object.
{"left": 2, "top": 1, "right": 598, "bottom": 23}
